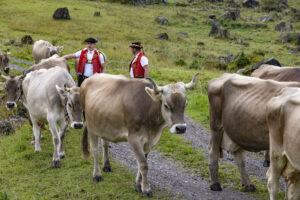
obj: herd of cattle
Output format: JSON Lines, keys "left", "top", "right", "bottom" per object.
{"left": 0, "top": 40, "right": 299, "bottom": 199}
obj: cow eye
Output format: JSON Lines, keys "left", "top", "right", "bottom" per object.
{"left": 68, "top": 103, "right": 72, "bottom": 108}
{"left": 164, "top": 104, "right": 169, "bottom": 110}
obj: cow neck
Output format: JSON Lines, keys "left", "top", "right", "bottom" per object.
{"left": 63, "top": 97, "right": 70, "bottom": 123}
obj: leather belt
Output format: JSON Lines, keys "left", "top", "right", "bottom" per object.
{"left": 86, "top": 60, "right": 92, "bottom": 64}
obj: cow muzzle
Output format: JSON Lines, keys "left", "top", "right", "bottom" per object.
{"left": 6, "top": 101, "right": 17, "bottom": 109}
{"left": 71, "top": 122, "right": 83, "bottom": 129}
{"left": 4, "top": 67, "right": 9, "bottom": 74}
{"left": 170, "top": 123, "right": 187, "bottom": 134}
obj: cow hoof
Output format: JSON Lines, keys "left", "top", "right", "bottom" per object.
{"left": 93, "top": 176, "right": 103, "bottom": 183}
{"left": 244, "top": 184, "right": 256, "bottom": 192}
{"left": 142, "top": 191, "right": 153, "bottom": 198}
{"left": 52, "top": 160, "right": 61, "bottom": 168}
{"left": 102, "top": 166, "right": 112, "bottom": 172}
{"left": 60, "top": 154, "right": 66, "bottom": 159}
{"left": 263, "top": 160, "right": 270, "bottom": 167}
{"left": 134, "top": 184, "right": 142, "bottom": 193}
{"left": 210, "top": 182, "right": 222, "bottom": 191}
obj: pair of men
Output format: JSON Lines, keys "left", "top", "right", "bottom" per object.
{"left": 63, "top": 38, "right": 149, "bottom": 86}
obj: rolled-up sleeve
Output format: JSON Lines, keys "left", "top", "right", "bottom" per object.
{"left": 99, "top": 53, "right": 105, "bottom": 64}
{"left": 140, "top": 56, "right": 149, "bottom": 67}
{"left": 75, "top": 50, "right": 82, "bottom": 58}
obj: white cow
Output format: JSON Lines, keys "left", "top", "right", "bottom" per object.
{"left": 32, "top": 40, "right": 63, "bottom": 64}
{"left": 22, "top": 67, "right": 83, "bottom": 167}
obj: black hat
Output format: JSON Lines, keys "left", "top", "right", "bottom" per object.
{"left": 129, "top": 42, "right": 143, "bottom": 49}
{"left": 84, "top": 37, "right": 98, "bottom": 43}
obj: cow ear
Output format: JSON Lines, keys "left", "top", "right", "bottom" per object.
{"left": 145, "top": 87, "right": 161, "bottom": 101}
{"left": 58, "top": 46, "right": 63, "bottom": 52}
{"left": 56, "top": 85, "right": 68, "bottom": 97}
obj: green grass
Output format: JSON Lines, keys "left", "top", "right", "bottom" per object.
{"left": 0, "top": 124, "right": 173, "bottom": 200}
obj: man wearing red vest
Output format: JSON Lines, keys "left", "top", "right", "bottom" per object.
{"left": 63, "top": 37, "right": 106, "bottom": 86}
{"left": 129, "top": 42, "right": 149, "bottom": 78}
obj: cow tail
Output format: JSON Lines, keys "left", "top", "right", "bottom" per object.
{"left": 81, "top": 126, "right": 90, "bottom": 159}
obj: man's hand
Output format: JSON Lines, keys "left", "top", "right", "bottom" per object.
{"left": 63, "top": 54, "right": 76, "bottom": 60}
{"left": 144, "top": 65, "right": 149, "bottom": 78}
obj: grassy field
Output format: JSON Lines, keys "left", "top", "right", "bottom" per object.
{"left": 0, "top": 0, "right": 299, "bottom": 199}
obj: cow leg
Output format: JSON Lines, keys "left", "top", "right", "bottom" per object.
{"left": 32, "top": 118, "right": 41, "bottom": 152}
{"left": 129, "top": 138, "right": 152, "bottom": 197}
{"left": 90, "top": 133, "right": 103, "bottom": 182}
{"left": 209, "top": 128, "right": 223, "bottom": 191}
{"left": 102, "top": 139, "right": 112, "bottom": 172}
{"left": 47, "top": 115, "right": 61, "bottom": 168}
{"left": 58, "top": 118, "right": 68, "bottom": 159}
{"left": 232, "top": 149, "right": 255, "bottom": 192}
{"left": 263, "top": 150, "right": 270, "bottom": 167}
{"left": 287, "top": 177, "right": 300, "bottom": 200}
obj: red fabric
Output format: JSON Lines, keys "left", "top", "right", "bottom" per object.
{"left": 77, "top": 49, "right": 101, "bottom": 74}
{"left": 129, "top": 53, "right": 145, "bottom": 78}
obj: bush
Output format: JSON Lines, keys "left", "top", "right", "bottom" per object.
{"left": 234, "top": 52, "right": 251, "bottom": 69}
{"left": 261, "top": 0, "right": 280, "bottom": 11}
{"left": 189, "top": 60, "right": 201, "bottom": 69}
{"left": 175, "top": 59, "right": 187, "bottom": 66}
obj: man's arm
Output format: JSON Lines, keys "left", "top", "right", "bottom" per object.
{"left": 144, "top": 65, "right": 149, "bottom": 78}
{"left": 63, "top": 54, "right": 77, "bottom": 60}
{"left": 101, "top": 63, "right": 106, "bottom": 73}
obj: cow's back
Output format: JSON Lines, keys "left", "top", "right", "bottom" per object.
{"left": 81, "top": 74, "right": 161, "bottom": 142}
{"left": 32, "top": 40, "right": 51, "bottom": 63}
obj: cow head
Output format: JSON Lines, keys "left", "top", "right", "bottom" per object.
{"left": 56, "top": 85, "right": 83, "bottom": 129}
{"left": 0, "top": 75, "right": 23, "bottom": 108}
{"left": 50, "top": 46, "right": 63, "bottom": 56}
{"left": 0, "top": 52, "right": 10, "bottom": 74}
{"left": 145, "top": 73, "right": 199, "bottom": 134}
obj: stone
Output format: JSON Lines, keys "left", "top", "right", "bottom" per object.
{"left": 94, "top": 11, "right": 101, "bottom": 16}
{"left": 242, "top": 0, "right": 259, "bottom": 8}
{"left": 219, "top": 9, "right": 241, "bottom": 21}
{"left": 232, "top": 38, "right": 249, "bottom": 46}
{"left": 156, "top": 16, "right": 168, "bottom": 25}
{"left": 53, "top": 7, "right": 71, "bottom": 20}
{"left": 228, "top": 0, "right": 241, "bottom": 8}
{"left": 21, "top": 35, "right": 34, "bottom": 45}
{"left": 0, "top": 120, "right": 14, "bottom": 135}
{"left": 197, "top": 42, "right": 205, "bottom": 46}
{"left": 280, "top": 33, "right": 300, "bottom": 44}
{"left": 258, "top": 15, "right": 274, "bottom": 22}
{"left": 248, "top": 57, "right": 281, "bottom": 72}
{"left": 209, "top": 23, "right": 230, "bottom": 38}
{"left": 275, "top": 22, "right": 293, "bottom": 31}
{"left": 156, "top": 33, "right": 169, "bottom": 40}
{"left": 176, "top": 2, "right": 187, "bottom": 6}
{"left": 178, "top": 32, "right": 188, "bottom": 37}
{"left": 209, "top": 14, "right": 216, "bottom": 20}
{"left": 215, "top": 55, "right": 235, "bottom": 63}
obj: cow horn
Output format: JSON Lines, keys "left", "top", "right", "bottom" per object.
{"left": 185, "top": 72, "right": 199, "bottom": 89}
{"left": 147, "top": 78, "right": 163, "bottom": 93}
{"left": 1, "top": 75, "right": 10, "bottom": 81}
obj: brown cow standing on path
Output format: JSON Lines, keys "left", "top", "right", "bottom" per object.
{"left": 80, "top": 73, "right": 199, "bottom": 197}
{"left": 208, "top": 73, "right": 300, "bottom": 192}
{"left": 266, "top": 87, "right": 300, "bottom": 200}
{"left": 32, "top": 40, "right": 63, "bottom": 64}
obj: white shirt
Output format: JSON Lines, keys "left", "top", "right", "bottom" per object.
{"left": 75, "top": 49, "right": 105, "bottom": 77}
{"left": 130, "top": 53, "right": 149, "bottom": 78}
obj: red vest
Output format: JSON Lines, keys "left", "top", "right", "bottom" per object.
{"left": 77, "top": 49, "right": 102, "bottom": 74}
{"left": 129, "top": 53, "right": 145, "bottom": 78}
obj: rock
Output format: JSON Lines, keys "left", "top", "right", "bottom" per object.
{"left": 21, "top": 35, "right": 34, "bottom": 45}
{"left": 219, "top": 9, "right": 240, "bottom": 21}
{"left": 237, "top": 68, "right": 248, "bottom": 74}
{"left": 0, "top": 120, "right": 14, "bottom": 135}
{"left": 10, "top": 116, "right": 26, "bottom": 129}
{"left": 162, "top": 0, "right": 168, "bottom": 3}
{"left": 209, "top": 14, "right": 216, "bottom": 20}
{"left": 248, "top": 57, "right": 281, "bottom": 72}
{"left": 242, "top": 0, "right": 259, "bottom": 8}
{"left": 228, "top": 0, "right": 241, "bottom": 7}
{"left": 188, "top": 0, "right": 194, "bottom": 3}
{"left": 209, "top": 23, "right": 230, "bottom": 38}
{"left": 275, "top": 22, "right": 293, "bottom": 31}
{"left": 156, "top": 16, "right": 168, "bottom": 25}
{"left": 290, "top": 8, "right": 300, "bottom": 20}
{"left": 197, "top": 42, "right": 205, "bottom": 46}
{"left": 258, "top": 15, "right": 274, "bottom": 23}
{"left": 53, "top": 7, "right": 71, "bottom": 20}
{"left": 156, "top": 33, "right": 169, "bottom": 40}
{"left": 94, "top": 11, "right": 101, "bottom": 16}
{"left": 176, "top": 2, "right": 187, "bottom": 6}
{"left": 215, "top": 55, "right": 235, "bottom": 63}
{"left": 280, "top": 33, "right": 300, "bottom": 44}
{"left": 232, "top": 38, "right": 249, "bottom": 46}
{"left": 178, "top": 32, "right": 188, "bottom": 37}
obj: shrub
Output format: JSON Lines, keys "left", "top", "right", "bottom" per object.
{"left": 234, "top": 52, "right": 251, "bottom": 69}
{"left": 261, "top": 0, "right": 280, "bottom": 11}
{"left": 189, "top": 60, "right": 201, "bottom": 69}
{"left": 175, "top": 59, "right": 187, "bottom": 66}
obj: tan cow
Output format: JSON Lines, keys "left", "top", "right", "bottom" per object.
{"left": 0, "top": 75, "right": 23, "bottom": 108}
{"left": 24, "top": 54, "right": 70, "bottom": 75}
{"left": 252, "top": 64, "right": 300, "bottom": 167}
{"left": 0, "top": 51, "right": 10, "bottom": 74}
{"left": 80, "top": 73, "right": 198, "bottom": 197}
{"left": 32, "top": 40, "right": 63, "bottom": 64}
{"left": 208, "top": 73, "right": 300, "bottom": 192}
{"left": 266, "top": 87, "right": 300, "bottom": 200}
{"left": 22, "top": 67, "right": 83, "bottom": 167}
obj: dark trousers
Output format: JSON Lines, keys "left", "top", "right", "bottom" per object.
{"left": 77, "top": 75, "right": 88, "bottom": 87}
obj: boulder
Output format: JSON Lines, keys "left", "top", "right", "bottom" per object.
{"left": 53, "top": 7, "right": 71, "bottom": 20}
{"left": 21, "top": 35, "right": 34, "bottom": 45}
{"left": 156, "top": 16, "right": 168, "bottom": 25}
{"left": 219, "top": 9, "right": 240, "bottom": 21}
{"left": 275, "top": 22, "right": 293, "bottom": 31}
{"left": 242, "top": 0, "right": 259, "bottom": 8}
{"left": 156, "top": 33, "right": 169, "bottom": 40}
{"left": 228, "top": 0, "right": 241, "bottom": 7}
{"left": 280, "top": 33, "right": 300, "bottom": 44}
{"left": 209, "top": 23, "right": 230, "bottom": 38}
{"left": 249, "top": 57, "right": 281, "bottom": 72}
{"left": 258, "top": 15, "right": 274, "bottom": 23}
{"left": 232, "top": 38, "right": 249, "bottom": 46}
{"left": 0, "top": 120, "right": 14, "bottom": 136}
{"left": 209, "top": 14, "right": 216, "bottom": 20}
{"left": 94, "top": 11, "right": 101, "bottom": 16}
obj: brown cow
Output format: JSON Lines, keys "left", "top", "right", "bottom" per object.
{"left": 0, "top": 51, "right": 10, "bottom": 74}
{"left": 208, "top": 73, "right": 300, "bottom": 192}
{"left": 80, "top": 73, "right": 198, "bottom": 197}
{"left": 32, "top": 40, "right": 63, "bottom": 64}
{"left": 266, "top": 87, "right": 300, "bottom": 200}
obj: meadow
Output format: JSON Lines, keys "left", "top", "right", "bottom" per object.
{"left": 0, "top": 0, "right": 300, "bottom": 199}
